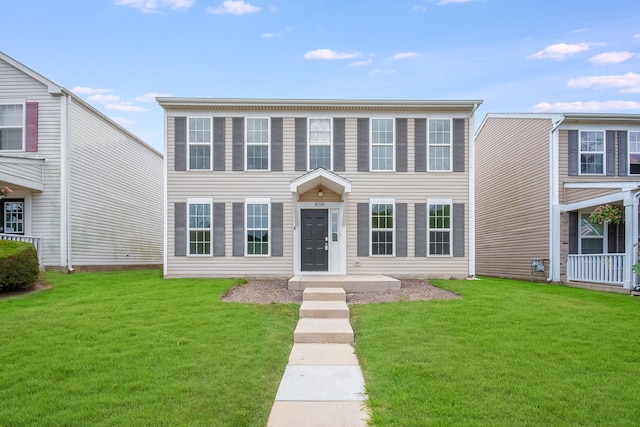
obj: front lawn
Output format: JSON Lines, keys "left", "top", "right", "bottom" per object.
{"left": 0, "top": 270, "right": 298, "bottom": 427}
{"left": 352, "top": 278, "right": 640, "bottom": 426}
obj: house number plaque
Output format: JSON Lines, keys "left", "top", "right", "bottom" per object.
{"left": 314, "top": 202, "right": 326, "bottom": 207}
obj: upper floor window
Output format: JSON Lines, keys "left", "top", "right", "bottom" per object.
{"left": 629, "top": 131, "right": 640, "bottom": 175}
{"left": 371, "top": 118, "right": 394, "bottom": 171}
{"left": 428, "top": 202, "right": 451, "bottom": 256}
{"left": 371, "top": 199, "right": 394, "bottom": 256}
{"left": 188, "top": 200, "right": 212, "bottom": 255}
{"left": 309, "top": 118, "right": 332, "bottom": 170}
{"left": 580, "top": 130, "right": 604, "bottom": 175}
{"left": 0, "top": 104, "right": 24, "bottom": 151}
{"left": 580, "top": 212, "right": 604, "bottom": 254}
{"left": 428, "top": 119, "right": 452, "bottom": 171}
{"left": 246, "top": 199, "right": 270, "bottom": 256}
{"left": 188, "top": 118, "right": 212, "bottom": 170}
{"left": 246, "top": 118, "right": 269, "bottom": 170}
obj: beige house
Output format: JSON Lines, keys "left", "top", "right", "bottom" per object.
{"left": 476, "top": 113, "right": 640, "bottom": 291}
{"left": 159, "top": 98, "right": 482, "bottom": 278}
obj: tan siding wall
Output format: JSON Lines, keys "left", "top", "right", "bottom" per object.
{"left": 166, "top": 113, "right": 471, "bottom": 278}
{"left": 476, "top": 117, "right": 552, "bottom": 280}
{"left": 563, "top": 188, "right": 620, "bottom": 205}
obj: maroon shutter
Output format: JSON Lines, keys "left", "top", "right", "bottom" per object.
{"left": 25, "top": 102, "right": 38, "bottom": 152}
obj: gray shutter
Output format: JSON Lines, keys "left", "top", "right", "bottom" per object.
{"left": 213, "top": 117, "right": 226, "bottom": 171}
{"left": 568, "top": 130, "right": 579, "bottom": 176}
{"left": 396, "top": 118, "right": 408, "bottom": 172}
{"left": 357, "top": 118, "right": 369, "bottom": 172}
{"left": 174, "top": 202, "right": 187, "bottom": 256}
{"left": 606, "top": 130, "right": 616, "bottom": 176}
{"left": 568, "top": 212, "right": 578, "bottom": 254}
{"left": 174, "top": 117, "right": 187, "bottom": 171}
{"left": 271, "top": 118, "right": 283, "bottom": 171}
{"left": 295, "top": 118, "right": 307, "bottom": 171}
{"left": 608, "top": 222, "right": 625, "bottom": 254}
{"left": 396, "top": 203, "right": 407, "bottom": 257}
{"left": 452, "top": 203, "right": 465, "bottom": 257}
{"left": 232, "top": 117, "right": 244, "bottom": 171}
{"left": 357, "top": 203, "right": 369, "bottom": 257}
{"left": 414, "top": 119, "right": 426, "bottom": 172}
{"left": 618, "top": 131, "right": 628, "bottom": 176}
{"left": 213, "top": 202, "right": 225, "bottom": 256}
{"left": 452, "top": 118, "right": 465, "bottom": 172}
{"left": 414, "top": 203, "right": 427, "bottom": 257}
{"left": 271, "top": 202, "right": 283, "bottom": 256}
{"left": 333, "top": 118, "right": 346, "bottom": 171}
{"left": 232, "top": 202, "right": 245, "bottom": 256}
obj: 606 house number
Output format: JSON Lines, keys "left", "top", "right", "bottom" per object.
{"left": 314, "top": 202, "right": 325, "bottom": 207}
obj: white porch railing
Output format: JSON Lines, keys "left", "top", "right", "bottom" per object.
{"left": 567, "top": 254, "right": 624, "bottom": 285}
{"left": 0, "top": 233, "right": 43, "bottom": 267}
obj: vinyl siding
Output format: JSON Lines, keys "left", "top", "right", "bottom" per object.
{"left": 475, "top": 117, "right": 551, "bottom": 280}
{"left": 166, "top": 112, "right": 471, "bottom": 278}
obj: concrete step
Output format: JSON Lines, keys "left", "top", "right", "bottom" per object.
{"left": 289, "top": 275, "right": 401, "bottom": 292}
{"left": 302, "top": 287, "right": 346, "bottom": 302}
{"left": 294, "top": 318, "right": 354, "bottom": 344}
{"left": 300, "top": 300, "right": 350, "bottom": 319}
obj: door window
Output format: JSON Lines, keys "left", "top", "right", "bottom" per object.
{"left": 3, "top": 200, "right": 24, "bottom": 234}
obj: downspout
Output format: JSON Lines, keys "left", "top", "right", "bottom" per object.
{"left": 549, "top": 115, "right": 564, "bottom": 282}
{"left": 468, "top": 102, "right": 481, "bottom": 277}
{"left": 60, "top": 93, "right": 74, "bottom": 272}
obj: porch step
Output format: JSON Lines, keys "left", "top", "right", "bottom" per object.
{"left": 300, "top": 300, "right": 350, "bottom": 318}
{"left": 289, "top": 274, "right": 401, "bottom": 292}
{"left": 303, "top": 287, "right": 346, "bottom": 302}
{"left": 294, "top": 318, "right": 354, "bottom": 344}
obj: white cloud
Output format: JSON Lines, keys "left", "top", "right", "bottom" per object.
{"left": 261, "top": 27, "right": 291, "bottom": 38}
{"left": 437, "top": 0, "right": 475, "bottom": 4}
{"left": 570, "top": 28, "right": 587, "bottom": 34}
{"left": 412, "top": 5, "right": 427, "bottom": 12}
{"left": 589, "top": 51, "right": 636, "bottom": 65}
{"left": 390, "top": 52, "right": 418, "bottom": 60}
{"left": 72, "top": 86, "right": 112, "bottom": 95}
{"left": 349, "top": 58, "right": 373, "bottom": 67}
{"left": 567, "top": 72, "right": 640, "bottom": 93}
{"left": 135, "top": 92, "right": 172, "bottom": 102}
{"left": 207, "top": 0, "right": 260, "bottom": 15}
{"left": 530, "top": 100, "right": 640, "bottom": 113}
{"left": 368, "top": 69, "right": 397, "bottom": 77}
{"left": 106, "top": 102, "right": 148, "bottom": 113}
{"left": 304, "top": 49, "right": 360, "bottom": 60}
{"left": 111, "top": 117, "right": 137, "bottom": 127}
{"left": 528, "top": 42, "right": 599, "bottom": 60}
{"left": 113, "top": 0, "right": 194, "bottom": 14}
{"left": 633, "top": 34, "right": 640, "bottom": 43}
{"left": 88, "top": 94, "right": 120, "bottom": 103}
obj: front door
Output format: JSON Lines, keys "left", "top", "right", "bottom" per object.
{"left": 1, "top": 199, "right": 24, "bottom": 235}
{"left": 301, "top": 209, "right": 328, "bottom": 271}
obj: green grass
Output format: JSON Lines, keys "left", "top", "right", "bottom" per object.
{"left": 352, "top": 278, "right": 640, "bottom": 426}
{"left": 0, "top": 270, "right": 298, "bottom": 427}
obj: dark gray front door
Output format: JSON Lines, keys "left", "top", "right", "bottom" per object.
{"left": 301, "top": 209, "right": 328, "bottom": 271}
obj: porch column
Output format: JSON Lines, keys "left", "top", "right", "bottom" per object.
{"left": 551, "top": 205, "right": 561, "bottom": 282}
{"left": 624, "top": 194, "right": 637, "bottom": 289}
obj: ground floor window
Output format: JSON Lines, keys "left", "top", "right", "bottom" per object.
{"left": 371, "top": 199, "right": 394, "bottom": 255}
{"left": 428, "top": 202, "right": 451, "bottom": 256}
{"left": 2, "top": 199, "right": 24, "bottom": 234}
{"left": 580, "top": 212, "right": 604, "bottom": 254}
{"left": 188, "top": 200, "right": 212, "bottom": 255}
{"left": 246, "top": 199, "right": 270, "bottom": 255}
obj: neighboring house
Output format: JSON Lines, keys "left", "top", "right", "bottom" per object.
{"left": 476, "top": 113, "right": 640, "bottom": 291}
{"left": 159, "top": 97, "right": 482, "bottom": 278}
{"left": 0, "top": 51, "right": 163, "bottom": 270}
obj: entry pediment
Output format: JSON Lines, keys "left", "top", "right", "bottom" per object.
{"left": 290, "top": 168, "right": 351, "bottom": 199}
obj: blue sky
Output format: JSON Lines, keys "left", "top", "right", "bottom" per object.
{"left": 2, "top": 0, "right": 640, "bottom": 152}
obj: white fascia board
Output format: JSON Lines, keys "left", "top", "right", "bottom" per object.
{"left": 564, "top": 182, "right": 640, "bottom": 191}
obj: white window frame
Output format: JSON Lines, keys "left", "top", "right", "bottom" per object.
{"left": 628, "top": 131, "right": 640, "bottom": 175}
{"left": 370, "top": 198, "right": 395, "bottom": 256}
{"left": 308, "top": 117, "right": 333, "bottom": 171}
{"left": 427, "top": 199, "right": 452, "bottom": 257}
{"left": 427, "top": 118, "right": 452, "bottom": 172}
{"left": 187, "top": 117, "right": 213, "bottom": 171}
{"left": 187, "top": 198, "right": 213, "bottom": 256}
{"left": 245, "top": 117, "right": 270, "bottom": 171}
{"left": 370, "top": 118, "right": 395, "bottom": 172}
{"left": 579, "top": 130, "right": 605, "bottom": 175}
{"left": 245, "top": 197, "right": 271, "bottom": 257}
{"left": 0, "top": 100, "right": 25, "bottom": 152}
{"left": 579, "top": 211, "right": 606, "bottom": 254}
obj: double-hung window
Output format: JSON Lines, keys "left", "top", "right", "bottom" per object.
{"left": 428, "top": 201, "right": 451, "bottom": 256}
{"left": 188, "top": 118, "right": 212, "bottom": 170}
{"left": 371, "top": 118, "right": 394, "bottom": 171}
{"left": 188, "top": 200, "right": 212, "bottom": 255}
{"left": 246, "top": 118, "right": 269, "bottom": 170}
{"left": 309, "top": 118, "right": 332, "bottom": 170}
{"left": 580, "top": 212, "right": 604, "bottom": 254}
{"left": 580, "top": 130, "right": 604, "bottom": 174}
{"left": 371, "top": 199, "right": 394, "bottom": 256}
{"left": 428, "top": 119, "right": 452, "bottom": 171}
{"left": 0, "top": 103, "right": 24, "bottom": 151}
{"left": 629, "top": 131, "right": 640, "bottom": 175}
{"left": 246, "top": 199, "right": 270, "bottom": 255}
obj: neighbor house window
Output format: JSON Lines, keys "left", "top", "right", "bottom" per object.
{"left": 246, "top": 118, "right": 269, "bottom": 170}
{"left": 371, "top": 199, "right": 394, "bottom": 255}
{"left": 309, "top": 118, "right": 332, "bottom": 170}
{"left": 188, "top": 117, "right": 212, "bottom": 170}
{"left": 188, "top": 200, "right": 212, "bottom": 255}
{"left": 371, "top": 118, "right": 394, "bottom": 171}
{"left": 580, "top": 212, "right": 604, "bottom": 254}
{"left": 580, "top": 130, "right": 604, "bottom": 174}
{"left": 629, "top": 131, "right": 640, "bottom": 175}
{"left": 428, "top": 119, "right": 452, "bottom": 171}
{"left": 0, "top": 103, "right": 24, "bottom": 151}
{"left": 428, "top": 202, "right": 452, "bottom": 256}
{"left": 246, "top": 199, "right": 270, "bottom": 255}
{"left": 2, "top": 200, "right": 24, "bottom": 234}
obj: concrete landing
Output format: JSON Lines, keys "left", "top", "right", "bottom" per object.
{"left": 289, "top": 274, "right": 400, "bottom": 292}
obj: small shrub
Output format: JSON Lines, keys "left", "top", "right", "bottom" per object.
{"left": 0, "top": 240, "right": 39, "bottom": 292}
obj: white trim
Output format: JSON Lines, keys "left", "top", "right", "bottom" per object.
{"left": 427, "top": 199, "right": 453, "bottom": 257}
{"left": 187, "top": 198, "right": 214, "bottom": 257}
{"left": 60, "top": 95, "right": 73, "bottom": 270}
{"left": 245, "top": 197, "right": 271, "bottom": 257}
{"left": 578, "top": 129, "right": 606, "bottom": 176}
{"left": 427, "top": 118, "right": 453, "bottom": 172}
{"left": 370, "top": 118, "right": 395, "bottom": 172}
{"left": 369, "top": 197, "right": 395, "bottom": 257}
{"left": 564, "top": 182, "right": 640, "bottom": 190}
{"left": 308, "top": 117, "right": 333, "bottom": 171}
{"left": 186, "top": 116, "right": 213, "bottom": 171}
{"left": 245, "top": 117, "right": 271, "bottom": 171}
{"left": 163, "top": 109, "right": 168, "bottom": 276}
{"left": 560, "top": 192, "right": 625, "bottom": 213}
{"left": 550, "top": 118, "right": 563, "bottom": 282}
{"left": 0, "top": 100, "right": 26, "bottom": 152}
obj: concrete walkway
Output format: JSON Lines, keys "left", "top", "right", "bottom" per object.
{"left": 267, "top": 288, "right": 370, "bottom": 427}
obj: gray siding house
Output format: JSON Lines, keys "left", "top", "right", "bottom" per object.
{"left": 159, "top": 97, "right": 482, "bottom": 279}
{"left": 476, "top": 113, "right": 640, "bottom": 291}
{"left": 0, "top": 51, "right": 163, "bottom": 270}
